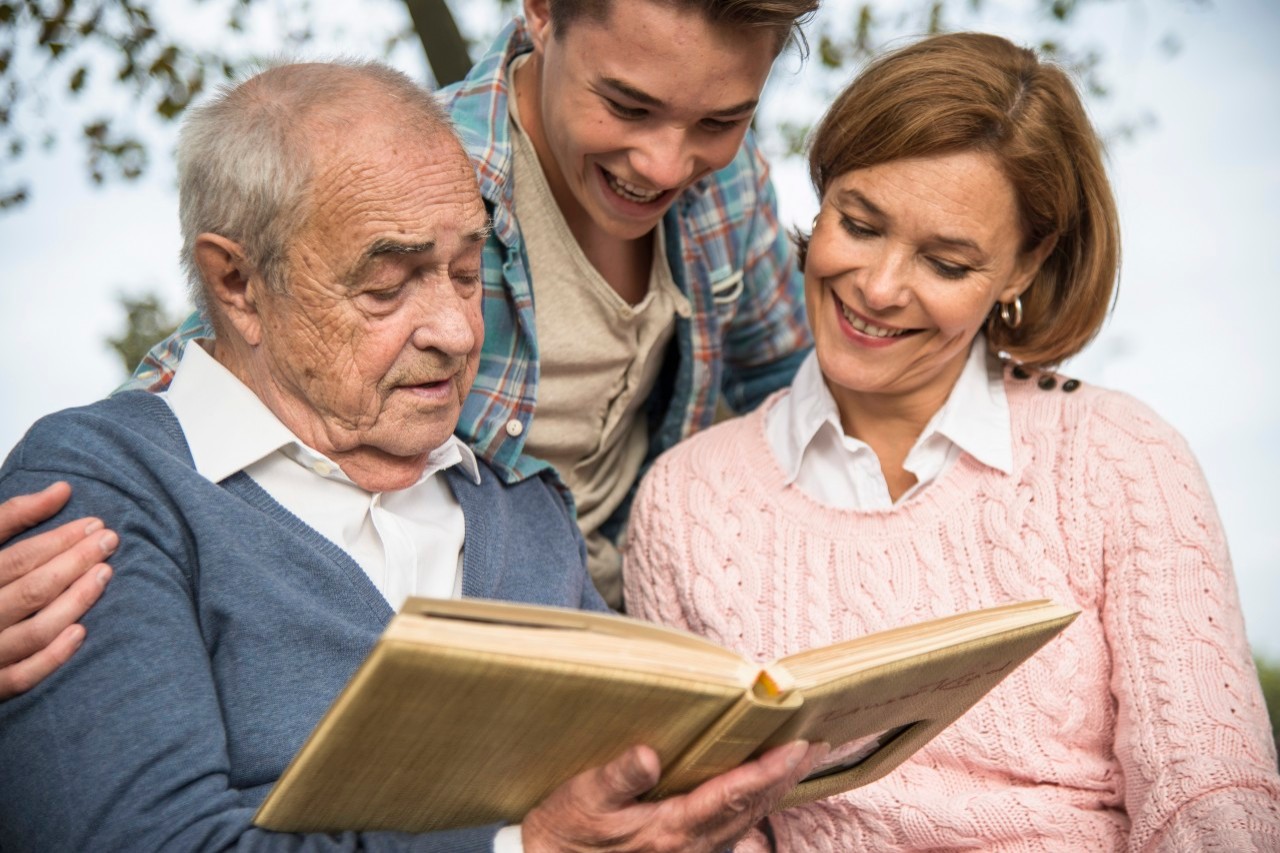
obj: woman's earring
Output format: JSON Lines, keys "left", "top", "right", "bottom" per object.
{"left": 999, "top": 296, "right": 1023, "bottom": 330}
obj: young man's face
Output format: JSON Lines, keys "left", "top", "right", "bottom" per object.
{"left": 522, "top": 0, "right": 779, "bottom": 241}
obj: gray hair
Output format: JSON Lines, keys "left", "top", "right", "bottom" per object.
{"left": 176, "top": 60, "right": 453, "bottom": 318}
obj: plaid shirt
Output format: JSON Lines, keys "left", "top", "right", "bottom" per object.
{"left": 129, "top": 18, "right": 811, "bottom": 508}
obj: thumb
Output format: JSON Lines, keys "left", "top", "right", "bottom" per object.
{"left": 595, "top": 745, "right": 662, "bottom": 808}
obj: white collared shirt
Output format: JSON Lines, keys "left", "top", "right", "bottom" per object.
{"left": 766, "top": 338, "right": 1013, "bottom": 509}
{"left": 161, "top": 342, "right": 481, "bottom": 607}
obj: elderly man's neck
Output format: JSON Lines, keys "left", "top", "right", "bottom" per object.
{"left": 211, "top": 340, "right": 436, "bottom": 493}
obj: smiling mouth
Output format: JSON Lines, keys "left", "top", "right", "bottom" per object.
{"left": 837, "top": 297, "right": 915, "bottom": 339}
{"left": 601, "top": 167, "right": 666, "bottom": 204}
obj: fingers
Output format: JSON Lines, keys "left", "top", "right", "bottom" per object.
{"left": 521, "top": 746, "right": 661, "bottom": 852}
{"left": 523, "top": 742, "right": 826, "bottom": 853}
{"left": 0, "top": 482, "right": 72, "bottom": 542}
{"left": 0, "top": 623, "right": 86, "bottom": 701}
{"left": 0, "top": 562, "right": 111, "bottom": 668}
{"left": 676, "top": 740, "right": 823, "bottom": 840}
{"left": 0, "top": 520, "right": 118, "bottom": 626}
{"left": 596, "top": 745, "right": 662, "bottom": 809}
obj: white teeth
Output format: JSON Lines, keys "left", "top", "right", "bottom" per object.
{"left": 605, "top": 170, "right": 663, "bottom": 203}
{"left": 841, "top": 303, "right": 906, "bottom": 338}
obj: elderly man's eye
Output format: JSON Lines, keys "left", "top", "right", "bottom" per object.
{"left": 366, "top": 285, "right": 405, "bottom": 303}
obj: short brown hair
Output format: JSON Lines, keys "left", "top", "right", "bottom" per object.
{"left": 547, "top": 0, "right": 819, "bottom": 57}
{"left": 804, "top": 32, "right": 1120, "bottom": 369}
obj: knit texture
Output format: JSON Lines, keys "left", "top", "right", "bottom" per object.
{"left": 625, "top": 376, "right": 1280, "bottom": 852}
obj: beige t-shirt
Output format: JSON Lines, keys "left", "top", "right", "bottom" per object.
{"left": 508, "top": 57, "right": 690, "bottom": 608}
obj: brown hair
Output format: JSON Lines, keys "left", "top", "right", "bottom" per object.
{"left": 803, "top": 32, "right": 1120, "bottom": 368}
{"left": 547, "top": 0, "right": 819, "bottom": 57}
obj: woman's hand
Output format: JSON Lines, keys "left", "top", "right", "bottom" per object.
{"left": 0, "top": 482, "right": 115, "bottom": 700}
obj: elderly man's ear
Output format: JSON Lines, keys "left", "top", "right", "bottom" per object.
{"left": 193, "top": 233, "right": 265, "bottom": 347}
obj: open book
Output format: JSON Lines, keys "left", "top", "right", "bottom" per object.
{"left": 254, "top": 597, "right": 1077, "bottom": 834}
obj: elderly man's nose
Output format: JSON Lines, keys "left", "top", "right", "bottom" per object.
{"left": 411, "top": 295, "right": 475, "bottom": 354}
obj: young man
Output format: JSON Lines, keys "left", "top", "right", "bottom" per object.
{"left": 0, "top": 0, "right": 817, "bottom": 694}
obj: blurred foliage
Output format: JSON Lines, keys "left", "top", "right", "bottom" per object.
{"left": 105, "top": 290, "right": 182, "bottom": 375}
{"left": 1257, "top": 654, "right": 1280, "bottom": 769}
{"left": 1, "top": 0, "right": 1207, "bottom": 211}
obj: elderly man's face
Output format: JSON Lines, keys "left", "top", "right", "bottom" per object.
{"left": 251, "top": 120, "right": 488, "bottom": 471}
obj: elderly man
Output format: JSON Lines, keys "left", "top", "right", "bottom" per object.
{"left": 0, "top": 62, "right": 819, "bottom": 851}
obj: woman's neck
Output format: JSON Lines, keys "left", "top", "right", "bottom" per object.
{"left": 829, "top": 382, "right": 955, "bottom": 503}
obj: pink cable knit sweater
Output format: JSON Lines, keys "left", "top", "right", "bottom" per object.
{"left": 624, "top": 376, "right": 1280, "bottom": 852}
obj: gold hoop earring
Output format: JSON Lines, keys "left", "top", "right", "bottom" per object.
{"left": 999, "top": 297, "right": 1023, "bottom": 330}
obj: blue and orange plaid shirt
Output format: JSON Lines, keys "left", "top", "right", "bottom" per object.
{"left": 128, "top": 19, "right": 811, "bottom": 521}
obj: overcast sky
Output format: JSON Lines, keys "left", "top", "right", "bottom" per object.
{"left": 1, "top": 0, "right": 1277, "bottom": 654}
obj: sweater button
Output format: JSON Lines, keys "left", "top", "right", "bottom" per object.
{"left": 1011, "top": 365, "right": 1030, "bottom": 380}
{"left": 505, "top": 418, "right": 524, "bottom": 438}
{"left": 1062, "top": 378, "right": 1081, "bottom": 392}
{"left": 1037, "top": 375, "right": 1057, "bottom": 391}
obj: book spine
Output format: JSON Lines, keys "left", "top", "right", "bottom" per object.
{"left": 647, "top": 692, "right": 800, "bottom": 799}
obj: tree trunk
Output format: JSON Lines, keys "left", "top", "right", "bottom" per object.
{"left": 403, "top": 0, "right": 472, "bottom": 86}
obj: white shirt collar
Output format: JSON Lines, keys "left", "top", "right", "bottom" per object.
{"left": 767, "top": 337, "right": 1011, "bottom": 508}
{"left": 161, "top": 342, "right": 480, "bottom": 487}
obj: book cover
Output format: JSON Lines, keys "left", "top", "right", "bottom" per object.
{"left": 254, "top": 597, "right": 1077, "bottom": 833}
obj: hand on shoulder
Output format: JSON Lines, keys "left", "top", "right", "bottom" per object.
{"left": 0, "top": 482, "right": 115, "bottom": 700}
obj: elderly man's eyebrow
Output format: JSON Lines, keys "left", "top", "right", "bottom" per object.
{"left": 366, "top": 220, "right": 490, "bottom": 259}
{"left": 465, "top": 223, "right": 493, "bottom": 245}
{"left": 346, "top": 223, "right": 492, "bottom": 287}
{"left": 600, "top": 76, "right": 757, "bottom": 117}
{"left": 366, "top": 238, "right": 435, "bottom": 258}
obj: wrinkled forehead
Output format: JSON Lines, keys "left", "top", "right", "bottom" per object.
{"left": 288, "top": 125, "right": 486, "bottom": 278}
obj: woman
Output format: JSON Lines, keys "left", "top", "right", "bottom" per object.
{"left": 624, "top": 32, "right": 1280, "bottom": 851}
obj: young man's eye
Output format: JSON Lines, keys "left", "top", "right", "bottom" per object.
{"left": 700, "top": 117, "right": 744, "bottom": 133}
{"left": 605, "top": 98, "right": 647, "bottom": 120}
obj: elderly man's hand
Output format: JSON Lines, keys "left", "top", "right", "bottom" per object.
{"left": 0, "top": 482, "right": 115, "bottom": 700}
{"left": 521, "top": 740, "right": 827, "bottom": 852}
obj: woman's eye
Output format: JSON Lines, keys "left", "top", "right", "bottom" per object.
{"left": 839, "top": 215, "right": 877, "bottom": 238}
{"left": 929, "top": 259, "right": 970, "bottom": 280}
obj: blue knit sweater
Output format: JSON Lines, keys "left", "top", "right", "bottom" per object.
{"left": 0, "top": 391, "right": 607, "bottom": 851}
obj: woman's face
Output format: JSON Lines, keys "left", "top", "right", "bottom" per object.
{"left": 804, "top": 150, "right": 1047, "bottom": 424}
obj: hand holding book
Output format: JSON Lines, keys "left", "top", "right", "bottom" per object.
{"left": 521, "top": 740, "right": 828, "bottom": 852}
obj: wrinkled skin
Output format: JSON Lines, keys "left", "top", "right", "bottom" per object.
{"left": 205, "top": 106, "right": 489, "bottom": 492}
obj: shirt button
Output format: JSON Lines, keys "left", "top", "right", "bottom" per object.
{"left": 505, "top": 418, "right": 524, "bottom": 438}
{"left": 312, "top": 461, "right": 333, "bottom": 476}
